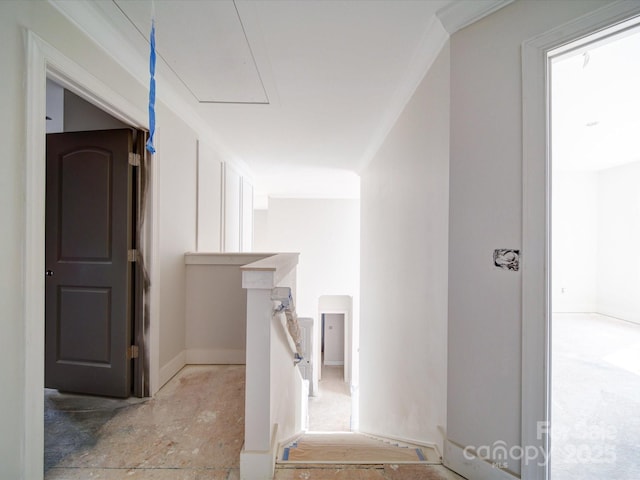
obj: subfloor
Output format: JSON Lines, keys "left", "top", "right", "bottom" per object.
{"left": 308, "top": 365, "right": 351, "bottom": 431}
{"left": 552, "top": 313, "right": 640, "bottom": 479}
{"left": 45, "top": 365, "right": 464, "bottom": 479}
{"left": 45, "top": 365, "right": 245, "bottom": 479}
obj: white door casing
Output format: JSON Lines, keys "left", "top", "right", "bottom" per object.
{"left": 521, "top": 4, "right": 640, "bottom": 479}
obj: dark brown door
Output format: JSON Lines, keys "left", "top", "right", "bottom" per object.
{"left": 45, "top": 129, "right": 133, "bottom": 398}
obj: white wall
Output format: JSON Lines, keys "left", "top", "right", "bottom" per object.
{"left": 447, "top": 1, "right": 616, "bottom": 476}
{"left": 0, "top": 4, "right": 28, "bottom": 476}
{"left": 597, "top": 161, "right": 640, "bottom": 323}
{"left": 552, "top": 170, "right": 599, "bottom": 312}
{"left": 156, "top": 104, "right": 198, "bottom": 386}
{"left": 184, "top": 253, "right": 272, "bottom": 364}
{"left": 242, "top": 177, "right": 254, "bottom": 252}
{"left": 46, "top": 79, "right": 64, "bottom": 133}
{"left": 223, "top": 163, "right": 242, "bottom": 252}
{"left": 552, "top": 164, "right": 640, "bottom": 321}
{"left": 222, "top": 163, "right": 254, "bottom": 253}
{"left": 359, "top": 42, "right": 449, "bottom": 450}
{"left": 63, "top": 89, "right": 129, "bottom": 132}
{"left": 197, "top": 141, "right": 222, "bottom": 252}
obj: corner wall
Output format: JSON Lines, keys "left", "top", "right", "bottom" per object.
{"left": 597, "top": 161, "right": 640, "bottom": 323}
{"left": 552, "top": 171, "right": 599, "bottom": 313}
{"left": 359, "top": 42, "right": 450, "bottom": 450}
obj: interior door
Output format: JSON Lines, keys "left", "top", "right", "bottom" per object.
{"left": 323, "top": 314, "right": 345, "bottom": 366}
{"left": 45, "top": 129, "right": 133, "bottom": 398}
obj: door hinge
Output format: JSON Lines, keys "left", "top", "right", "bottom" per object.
{"left": 128, "top": 152, "right": 141, "bottom": 167}
{"left": 128, "top": 249, "right": 138, "bottom": 262}
{"left": 128, "top": 345, "right": 139, "bottom": 359}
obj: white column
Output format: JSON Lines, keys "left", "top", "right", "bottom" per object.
{"left": 243, "top": 286, "right": 273, "bottom": 451}
{"left": 240, "top": 254, "right": 299, "bottom": 480}
{"left": 241, "top": 269, "right": 277, "bottom": 480}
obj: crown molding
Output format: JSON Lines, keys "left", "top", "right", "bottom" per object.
{"left": 437, "top": 0, "right": 515, "bottom": 34}
{"left": 357, "top": 15, "right": 449, "bottom": 173}
{"left": 356, "top": 1, "right": 514, "bottom": 173}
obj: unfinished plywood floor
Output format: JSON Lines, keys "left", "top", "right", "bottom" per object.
{"left": 45, "top": 365, "right": 465, "bottom": 479}
{"left": 45, "top": 365, "right": 245, "bottom": 479}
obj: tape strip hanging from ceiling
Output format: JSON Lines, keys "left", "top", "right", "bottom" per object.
{"left": 146, "top": 10, "right": 156, "bottom": 154}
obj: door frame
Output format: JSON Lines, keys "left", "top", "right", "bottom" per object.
{"left": 24, "top": 31, "right": 159, "bottom": 478}
{"left": 521, "top": 3, "right": 640, "bottom": 479}
{"left": 317, "top": 304, "right": 356, "bottom": 429}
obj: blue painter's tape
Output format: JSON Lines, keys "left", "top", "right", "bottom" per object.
{"left": 416, "top": 448, "right": 426, "bottom": 461}
{"left": 146, "top": 20, "right": 156, "bottom": 154}
{"left": 282, "top": 447, "right": 290, "bottom": 461}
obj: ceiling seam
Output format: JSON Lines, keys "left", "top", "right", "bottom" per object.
{"left": 229, "top": 0, "right": 270, "bottom": 105}
{"left": 111, "top": 0, "right": 201, "bottom": 102}
{"left": 111, "top": 0, "right": 269, "bottom": 105}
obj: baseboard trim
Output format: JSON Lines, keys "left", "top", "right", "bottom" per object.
{"left": 186, "top": 348, "right": 246, "bottom": 364}
{"left": 444, "top": 439, "right": 520, "bottom": 480}
{"left": 158, "top": 351, "right": 186, "bottom": 389}
{"left": 240, "top": 423, "right": 279, "bottom": 480}
{"left": 359, "top": 429, "right": 442, "bottom": 459}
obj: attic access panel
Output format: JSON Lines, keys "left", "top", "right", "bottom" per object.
{"left": 115, "top": 0, "right": 268, "bottom": 104}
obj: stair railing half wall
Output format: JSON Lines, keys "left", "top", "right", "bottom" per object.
{"left": 240, "top": 253, "right": 307, "bottom": 480}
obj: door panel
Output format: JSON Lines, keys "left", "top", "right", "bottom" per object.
{"left": 45, "top": 129, "right": 132, "bottom": 398}
{"left": 58, "top": 149, "right": 112, "bottom": 260}
{"left": 323, "top": 313, "right": 345, "bottom": 366}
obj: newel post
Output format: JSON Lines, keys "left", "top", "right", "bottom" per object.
{"left": 240, "top": 268, "right": 277, "bottom": 479}
{"left": 240, "top": 253, "right": 299, "bottom": 480}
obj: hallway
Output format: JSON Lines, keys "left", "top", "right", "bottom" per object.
{"left": 308, "top": 365, "right": 351, "bottom": 432}
{"left": 44, "top": 365, "right": 463, "bottom": 479}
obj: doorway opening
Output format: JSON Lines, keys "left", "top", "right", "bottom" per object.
{"left": 549, "top": 23, "right": 640, "bottom": 479}
{"left": 308, "top": 295, "right": 355, "bottom": 432}
{"left": 307, "top": 313, "right": 350, "bottom": 432}
{"left": 43, "top": 78, "right": 151, "bottom": 472}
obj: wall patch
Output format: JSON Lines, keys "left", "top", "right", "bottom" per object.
{"left": 494, "top": 249, "right": 520, "bottom": 271}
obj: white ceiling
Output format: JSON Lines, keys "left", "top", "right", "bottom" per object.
{"left": 52, "top": 0, "right": 512, "bottom": 199}
{"left": 552, "top": 26, "right": 640, "bottom": 172}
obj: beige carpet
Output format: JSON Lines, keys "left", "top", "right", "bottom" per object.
{"left": 279, "top": 433, "right": 440, "bottom": 464}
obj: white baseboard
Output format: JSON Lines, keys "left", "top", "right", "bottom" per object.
{"left": 186, "top": 348, "right": 246, "bottom": 364}
{"left": 359, "top": 429, "right": 442, "bottom": 459}
{"left": 444, "top": 440, "right": 520, "bottom": 480}
{"left": 158, "top": 350, "right": 186, "bottom": 389}
{"left": 240, "top": 423, "right": 279, "bottom": 480}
